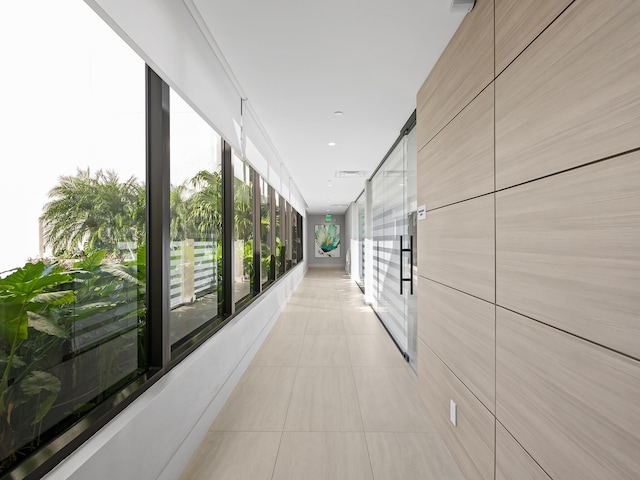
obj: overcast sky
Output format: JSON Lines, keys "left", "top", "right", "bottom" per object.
{"left": 0, "top": 1, "right": 218, "bottom": 273}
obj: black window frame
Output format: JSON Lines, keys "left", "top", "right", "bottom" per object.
{"left": 3, "top": 65, "right": 305, "bottom": 480}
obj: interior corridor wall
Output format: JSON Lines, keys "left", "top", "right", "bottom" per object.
{"left": 415, "top": 0, "right": 640, "bottom": 479}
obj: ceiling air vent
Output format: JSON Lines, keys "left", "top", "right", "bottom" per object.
{"left": 331, "top": 203, "right": 350, "bottom": 207}
{"left": 335, "top": 170, "right": 367, "bottom": 178}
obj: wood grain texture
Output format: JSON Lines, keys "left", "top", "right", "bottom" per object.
{"left": 418, "top": 84, "right": 494, "bottom": 211}
{"left": 418, "top": 278, "right": 495, "bottom": 413}
{"left": 496, "top": 152, "right": 640, "bottom": 359}
{"left": 416, "top": 0, "right": 493, "bottom": 151}
{"left": 418, "top": 339, "right": 494, "bottom": 480}
{"left": 495, "top": 0, "right": 640, "bottom": 189}
{"left": 495, "top": 0, "right": 573, "bottom": 74}
{"left": 496, "top": 424, "right": 551, "bottom": 480}
{"left": 417, "top": 194, "right": 494, "bottom": 302}
{"left": 496, "top": 308, "right": 640, "bottom": 480}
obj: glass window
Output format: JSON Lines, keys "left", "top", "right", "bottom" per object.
{"left": 0, "top": 1, "right": 146, "bottom": 471}
{"left": 260, "top": 178, "right": 273, "bottom": 288}
{"left": 356, "top": 194, "right": 365, "bottom": 289}
{"left": 296, "top": 211, "right": 304, "bottom": 263}
{"left": 275, "top": 195, "right": 284, "bottom": 277}
{"left": 233, "top": 153, "right": 255, "bottom": 306}
{"left": 169, "top": 90, "right": 223, "bottom": 351}
{"left": 291, "top": 209, "right": 303, "bottom": 265}
{"left": 285, "top": 203, "right": 293, "bottom": 271}
{"left": 291, "top": 208, "right": 298, "bottom": 265}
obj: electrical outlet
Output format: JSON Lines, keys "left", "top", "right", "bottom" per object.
{"left": 450, "top": 399, "right": 457, "bottom": 426}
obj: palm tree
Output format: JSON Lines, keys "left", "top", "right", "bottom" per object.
{"left": 170, "top": 183, "right": 195, "bottom": 241}
{"left": 189, "top": 170, "right": 222, "bottom": 241}
{"left": 41, "top": 168, "right": 145, "bottom": 258}
{"left": 233, "top": 176, "right": 253, "bottom": 241}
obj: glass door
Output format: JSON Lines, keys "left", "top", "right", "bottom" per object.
{"left": 371, "top": 126, "right": 417, "bottom": 369}
{"left": 355, "top": 194, "right": 366, "bottom": 290}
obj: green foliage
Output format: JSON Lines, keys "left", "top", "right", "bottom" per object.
{"left": 0, "top": 262, "right": 73, "bottom": 346}
{"left": 40, "top": 168, "right": 145, "bottom": 259}
{"left": 234, "top": 176, "right": 253, "bottom": 241}
{"left": 0, "top": 262, "right": 74, "bottom": 465}
{"left": 1, "top": 162, "right": 262, "bottom": 468}
{"left": 0, "top": 250, "right": 146, "bottom": 467}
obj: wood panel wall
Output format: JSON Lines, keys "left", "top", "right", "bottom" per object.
{"left": 416, "top": 0, "right": 640, "bottom": 478}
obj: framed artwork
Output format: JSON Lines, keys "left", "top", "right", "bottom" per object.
{"left": 314, "top": 224, "right": 340, "bottom": 258}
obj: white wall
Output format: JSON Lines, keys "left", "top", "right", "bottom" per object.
{"left": 45, "top": 264, "right": 306, "bottom": 480}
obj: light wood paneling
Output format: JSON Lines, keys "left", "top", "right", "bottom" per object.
{"left": 418, "top": 84, "right": 494, "bottom": 211}
{"left": 416, "top": 0, "right": 493, "bottom": 150}
{"left": 496, "top": 424, "right": 551, "bottom": 480}
{"left": 496, "top": 153, "right": 640, "bottom": 359}
{"left": 495, "top": 0, "right": 573, "bottom": 74}
{"left": 418, "top": 194, "right": 494, "bottom": 302}
{"left": 496, "top": 308, "right": 640, "bottom": 480}
{"left": 418, "top": 340, "right": 494, "bottom": 480}
{"left": 495, "top": 0, "right": 640, "bottom": 189}
{"left": 418, "top": 278, "right": 495, "bottom": 413}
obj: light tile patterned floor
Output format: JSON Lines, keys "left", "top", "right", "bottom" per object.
{"left": 179, "top": 267, "right": 464, "bottom": 480}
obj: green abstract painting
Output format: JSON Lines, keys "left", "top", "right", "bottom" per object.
{"left": 315, "top": 224, "right": 340, "bottom": 258}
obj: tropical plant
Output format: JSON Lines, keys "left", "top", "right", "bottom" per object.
{"left": 0, "top": 250, "right": 146, "bottom": 470}
{"left": 41, "top": 168, "right": 145, "bottom": 259}
{"left": 0, "top": 262, "right": 74, "bottom": 466}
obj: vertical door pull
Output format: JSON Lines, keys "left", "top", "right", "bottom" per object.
{"left": 400, "top": 235, "right": 413, "bottom": 295}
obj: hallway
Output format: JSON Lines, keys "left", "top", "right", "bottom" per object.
{"left": 179, "top": 267, "right": 463, "bottom": 479}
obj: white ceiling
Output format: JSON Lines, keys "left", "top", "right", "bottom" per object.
{"left": 191, "top": 0, "right": 466, "bottom": 214}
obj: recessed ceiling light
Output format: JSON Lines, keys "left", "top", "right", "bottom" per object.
{"left": 334, "top": 111, "right": 343, "bottom": 116}
{"left": 328, "top": 142, "right": 336, "bottom": 146}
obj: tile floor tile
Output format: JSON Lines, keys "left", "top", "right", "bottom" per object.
{"left": 366, "top": 432, "right": 465, "bottom": 480}
{"left": 284, "top": 366, "right": 363, "bottom": 432}
{"left": 179, "top": 431, "right": 281, "bottom": 480}
{"left": 305, "top": 314, "right": 345, "bottom": 334}
{"left": 272, "top": 432, "right": 373, "bottom": 480}
{"left": 211, "top": 366, "right": 296, "bottom": 431}
{"left": 270, "top": 313, "right": 308, "bottom": 335}
{"left": 251, "top": 335, "right": 304, "bottom": 366}
{"left": 343, "top": 312, "right": 385, "bottom": 335}
{"left": 353, "top": 366, "right": 435, "bottom": 432}
{"left": 298, "top": 335, "right": 350, "bottom": 366}
{"left": 346, "top": 334, "right": 406, "bottom": 367}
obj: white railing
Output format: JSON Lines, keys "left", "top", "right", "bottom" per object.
{"left": 170, "top": 240, "right": 217, "bottom": 308}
